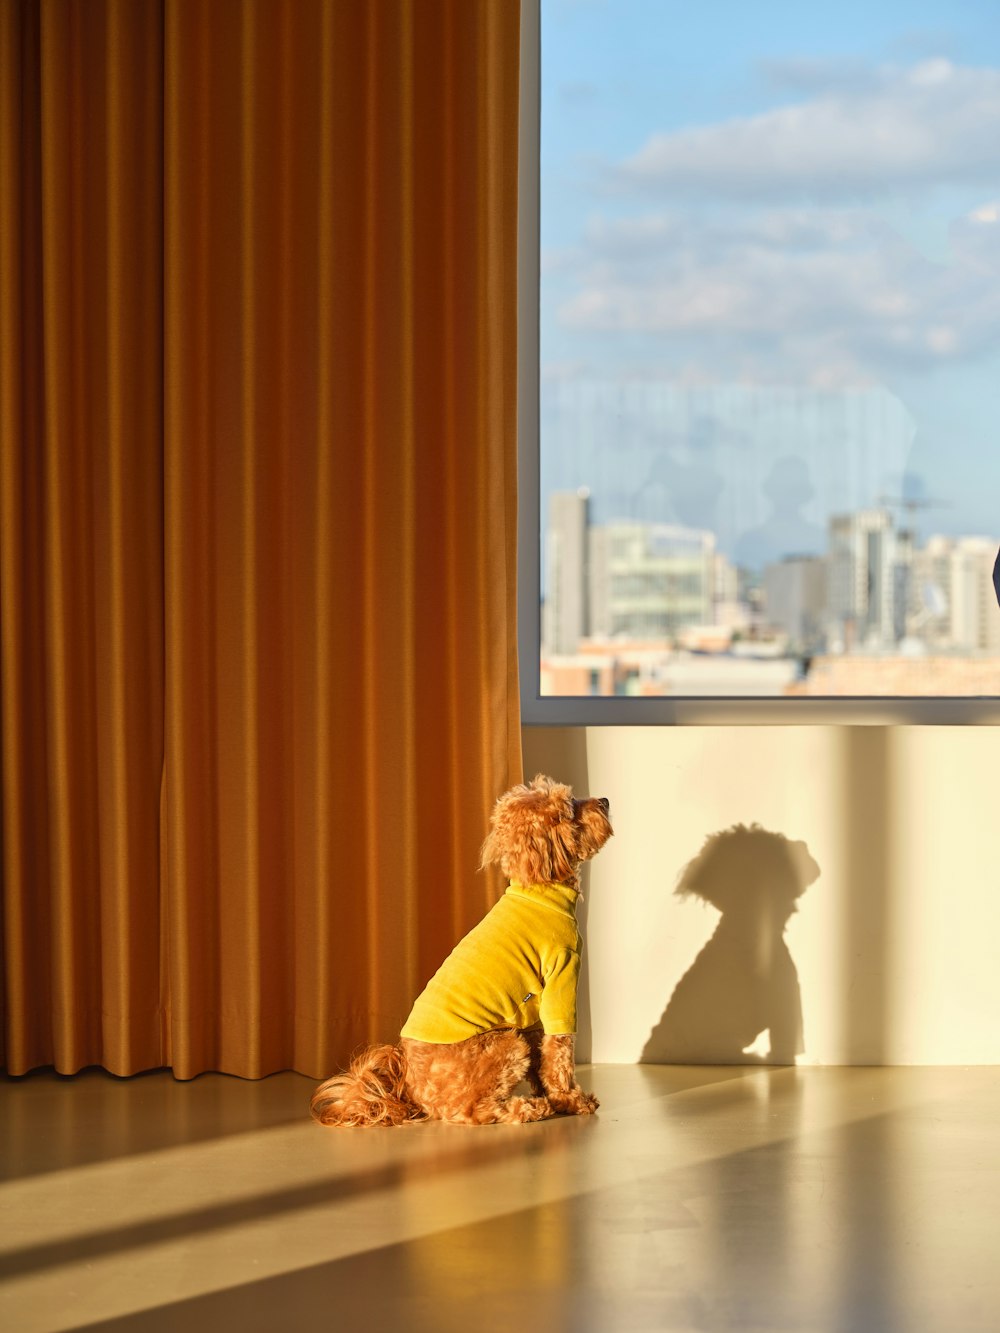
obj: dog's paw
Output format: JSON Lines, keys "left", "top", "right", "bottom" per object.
{"left": 548, "top": 1089, "right": 599, "bottom": 1116}
{"left": 508, "top": 1095, "right": 555, "bottom": 1124}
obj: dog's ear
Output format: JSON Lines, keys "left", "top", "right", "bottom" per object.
{"left": 480, "top": 778, "right": 579, "bottom": 885}
{"left": 478, "top": 820, "right": 503, "bottom": 873}
{"left": 513, "top": 813, "right": 578, "bottom": 886}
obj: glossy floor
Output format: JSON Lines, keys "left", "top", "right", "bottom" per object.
{"left": 1, "top": 1064, "right": 998, "bottom": 1331}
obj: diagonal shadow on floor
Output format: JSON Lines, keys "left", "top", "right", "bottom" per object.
{"left": 0, "top": 1068, "right": 316, "bottom": 1183}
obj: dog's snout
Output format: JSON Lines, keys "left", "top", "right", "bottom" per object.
{"left": 598, "top": 796, "right": 610, "bottom": 815}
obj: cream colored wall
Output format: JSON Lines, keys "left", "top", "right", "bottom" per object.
{"left": 523, "top": 726, "right": 1000, "bottom": 1066}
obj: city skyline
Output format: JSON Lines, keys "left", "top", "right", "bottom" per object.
{"left": 542, "top": 487, "right": 1000, "bottom": 697}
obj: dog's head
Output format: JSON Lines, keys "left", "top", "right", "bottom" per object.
{"left": 479, "top": 774, "right": 613, "bottom": 887}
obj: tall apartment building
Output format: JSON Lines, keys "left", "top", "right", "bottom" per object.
{"left": 912, "top": 536, "right": 958, "bottom": 647}
{"left": 944, "top": 537, "right": 1000, "bottom": 653}
{"left": 763, "top": 557, "right": 827, "bottom": 652}
{"left": 543, "top": 489, "right": 590, "bottom": 655}
{"left": 827, "top": 508, "right": 910, "bottom": 649}
{"left": 589, "top": 522, "right": 715, "bottom": 640}
{"left": 895, "top": 534, "right": 1000, "bottom": 653}
{"left": 712, "top": 552, "right": 746, "bottom": 631}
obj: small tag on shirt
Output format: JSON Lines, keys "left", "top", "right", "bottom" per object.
{"left": 523, "top": 992, "right": 534, "bottom": 1002}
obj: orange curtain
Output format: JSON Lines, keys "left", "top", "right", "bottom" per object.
{"left": 0, "top": 0, "right": 522, "bottom": 1081}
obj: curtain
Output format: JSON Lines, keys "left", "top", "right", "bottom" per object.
{"left": 0, "top": 0, "right": 522, "bottom": 1081}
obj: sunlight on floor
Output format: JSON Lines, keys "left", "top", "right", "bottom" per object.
{"left": 1, "top": 1065, "right": 998, "bottom": 1331}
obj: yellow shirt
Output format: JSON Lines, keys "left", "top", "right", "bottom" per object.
{"left": 400, "top": 882, "right": 582, "bottom": 1043}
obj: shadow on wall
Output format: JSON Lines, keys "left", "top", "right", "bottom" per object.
{"left": 642, "top": 825, "right": 820, "bottom": 1066}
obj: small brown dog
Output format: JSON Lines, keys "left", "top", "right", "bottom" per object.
{"left": 311, "top": 775, "right": 613, "bottom": 1126}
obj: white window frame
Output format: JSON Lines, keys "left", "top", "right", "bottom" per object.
{"left": 516, "top": 0, "right": 1000, "bottom": 726}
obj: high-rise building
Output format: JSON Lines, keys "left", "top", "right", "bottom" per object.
{"left": 712, "top": 552, "right": 746, "bottom": 631}
{"left": 911, "top": 536, "right": 954, "bottom": 647}
{"left": 589, "top": 522, "right": 715, "bottom": 640}
{"left": 891, "top": 534, "right": 1000, "bottom": 653}
{"left": 763, "top": 557, "right": 827, "bottom": 652}
{"left": 826, "top": 508, "right": 909, "bottom": 650}
{"left": 543, "top": 489, "right": 590, "bottom": 655}
{"left": 946, "top": 537, "right": 1000, "bottom": 653}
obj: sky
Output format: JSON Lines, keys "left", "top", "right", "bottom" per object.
{"left": 540, "top": 0, "right": 1000, "bottom": 554}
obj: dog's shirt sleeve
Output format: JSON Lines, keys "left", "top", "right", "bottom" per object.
{"left": 538, "top": 947, "right": 580, "bottom": 1035}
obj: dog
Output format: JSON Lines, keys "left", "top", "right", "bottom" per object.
{"left": 311, "top": 775, "right": 613, "bottom": 1126}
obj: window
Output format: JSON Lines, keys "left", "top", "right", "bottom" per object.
{"left": 518, "top": 0, "right": 1000, "bottom": 723}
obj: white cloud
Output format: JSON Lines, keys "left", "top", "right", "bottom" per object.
{"left": 556, "top": 204, "right": 1000, "bottom": 382}
{"left": 618, "top": 61, "right": 1000, "bottom": 199}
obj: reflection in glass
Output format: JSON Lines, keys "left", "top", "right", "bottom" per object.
{"left": 540, "top": 1, "right": 1000, "bottom": 697}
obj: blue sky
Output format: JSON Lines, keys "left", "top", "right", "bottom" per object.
{"left": 540, "top": 0, "right": 1000, "bottom": 550}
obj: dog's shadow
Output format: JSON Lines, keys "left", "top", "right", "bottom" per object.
{"left": 643, "top": 825, "right": 820, "bottom": 1065}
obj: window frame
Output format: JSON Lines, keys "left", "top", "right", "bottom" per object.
{"left": 516, "top": 0, "right": 1000, "bottom": 726}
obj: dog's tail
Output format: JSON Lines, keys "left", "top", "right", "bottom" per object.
{"left": 310, "top": 1043, "right": 426, "bottom": 1127}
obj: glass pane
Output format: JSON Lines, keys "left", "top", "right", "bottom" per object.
{"left": 540, "top": 0, "right": 1000, "bottom": 698}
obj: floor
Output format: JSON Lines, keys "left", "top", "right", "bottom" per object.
{"left": 1, "top": 1064, "right": 998, "bottom": 1332}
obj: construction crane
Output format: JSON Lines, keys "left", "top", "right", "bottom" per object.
{"left": 876, "top": 492, "right": 949, "bottom": 540}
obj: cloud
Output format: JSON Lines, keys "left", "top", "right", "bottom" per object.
{"left": 617, "top": 61, "right": 1000, "bottom": 199}
{"left": 556, "top": 204, "right": 1000, "bottom": 382}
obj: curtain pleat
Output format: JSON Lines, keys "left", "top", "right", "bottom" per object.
{"left": 0, "top": 0, "right": 165, "bottom": 1077}
{"left": 1, "top": 0, "right": 521, "bottom": 1081}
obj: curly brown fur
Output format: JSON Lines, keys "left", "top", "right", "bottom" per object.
{"left": 538, "top": 1033, "right": 599, "bottom": 1115}
{"left": 312, "top": 775, "right": 612, "bottom": 1127}
{"left": 310, "top": 1044, "right": 426, "bottom": 1127}
{"left": 401, "top": 1031, "right": 554, "bottom": 1124}
{"left": 479, "top": 775, "right": 612, "bottom": 889}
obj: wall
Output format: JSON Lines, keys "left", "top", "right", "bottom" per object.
{"left": 523, "top": 726, "right": 1000, "bottom": 1066}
